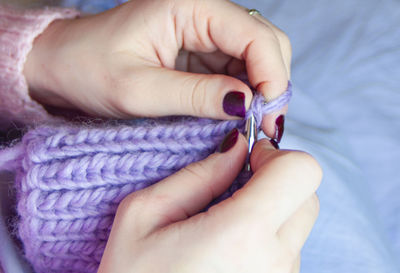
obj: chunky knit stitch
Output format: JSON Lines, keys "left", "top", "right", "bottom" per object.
{"left": 0, "top": 84, "right": 291, "bottom": 273}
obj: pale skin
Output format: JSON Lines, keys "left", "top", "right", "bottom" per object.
{"left": 22, "top": 0, "right": 321, "bottom": 272}
{"left": 24, "top": 0, "right": 290, "bottom": 137}
{"left": 98, "top": 138, "right": 322, "bottom": 273}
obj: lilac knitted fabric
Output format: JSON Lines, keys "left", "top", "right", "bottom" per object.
{"left": 1, "top": 84, "right": 291, "bottom": 273}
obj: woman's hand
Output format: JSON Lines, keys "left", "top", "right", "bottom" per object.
{"left": 98, "top": 132, "right": 322, "bottom": 273}
{"left": 24, "top": 0, "right": 291, "bottom": 138}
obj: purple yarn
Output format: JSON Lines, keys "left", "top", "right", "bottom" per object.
{"left": 0, "top": 82, "right": 292, "bottom": 273}
{"left": 246, "top": 81, "right": 292, "bottom": 127}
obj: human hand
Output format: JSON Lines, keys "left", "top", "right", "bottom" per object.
{"left": 24, "top": 0, "right": 291, "bottom": 138}
{"left": 98, "top": 131, "right": 322, "bottom": 273}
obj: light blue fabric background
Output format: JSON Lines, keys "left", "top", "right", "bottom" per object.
{"left": 1, "top": 0, "right": 399, "bottom": 272}
{"left": 250, "top": 0, "right": 400, "bottom": 271}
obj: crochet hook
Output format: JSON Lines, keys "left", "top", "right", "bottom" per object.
{"left": 244, "top": 113, "right": 257, "bottom": 172}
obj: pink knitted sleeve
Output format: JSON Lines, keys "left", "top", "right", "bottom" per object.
{"left": 0, "top": 5, "right": 79, "bottom": 128}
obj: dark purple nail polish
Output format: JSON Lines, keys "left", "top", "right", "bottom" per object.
{"left": 223, "top": 91, "right": 246, "bottom": 118}
{"left": 274, "top": 115, "right": 285, "bottom": 143}
{"left": 218, "top": 128, "right": 239, "bottom": 153}
{"left": 270, "top": 138, "right": 280, "bottom": 150}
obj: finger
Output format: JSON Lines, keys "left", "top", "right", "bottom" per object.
{"left": 261, "top": 106, "right": 287, "bottom": 142}
{"left": 178, "top": 1, "right": 289, "bottom": 137}
{"left": 231, "top": 5, "right": 292, "bottom": 78}
{"left": 254, "top": 16, "right": 292, "bottom": 79}
{"left": 217, "top": 139, "right": 322, "bottom": 232}
{"left": 291, "top": 254, "right": 301, "bottom": 273}
{"left": 114, "top": 67, "right": 253, "bottom": 119}
{"left": 117, "top": 130, "right": 248, "bottom": 237}
{"left": 187, "top": 50, "right": 288, "bottom": 141}
{"left": 230, "top": 4, "right": 292, "bottom": 140}
{"left": 187, "top": 0, "right": 289, "bottom": 99}
{"left": 277, "top": 194, "right": 320, "bottom": 258}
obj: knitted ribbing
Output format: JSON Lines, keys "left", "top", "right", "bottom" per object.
{"left": 3, "top": 84, "right": 292, "bottom": 273}
{"left": 0, "top": 5, "right": 79, "bottom": 127}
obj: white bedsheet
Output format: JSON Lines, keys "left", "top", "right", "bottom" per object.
{"left": 1, "top": 0, "right": 399, "bottom": 272}
{"left": 240, "top": 0, "right": 400, "bottom": 271}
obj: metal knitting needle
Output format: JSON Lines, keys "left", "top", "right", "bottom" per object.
{"left": 244, "top": 113, "right": 257, "bottom": 172}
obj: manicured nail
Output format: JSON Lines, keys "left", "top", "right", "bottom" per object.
{"left": 270, "top": 138, "right": 280, "bottom": 150}
{"left": 218, "top": 128, "right": 239, "bottom": 153}
{"left": 274, "top": 115, "right": 285, "bottom": 143}
{"left": 223, "top": 91, "right": 246, "bottom": 118}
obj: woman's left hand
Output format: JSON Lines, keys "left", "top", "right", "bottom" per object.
{"left": 24, "top": 0, "right": 291, "bottom": 138}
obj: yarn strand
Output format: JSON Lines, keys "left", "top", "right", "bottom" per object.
{"left": 0, "top": 82, "right": 292, "bottom": 273}
{"left": 0, "top": 143, "right": 23, "bottom": 171}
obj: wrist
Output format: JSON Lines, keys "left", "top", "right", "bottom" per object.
{"left": 24, "top": 18, "right": 70, "bottom": 106}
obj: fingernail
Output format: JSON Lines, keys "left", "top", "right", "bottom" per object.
{"left": 270, "top": 138, "right": 280, "bottom": 150}
{"left": 274, "top": 115, "right": 285, "bottom": 143}
{"left": 223, "top": 91, "right": 246, "bottom": 118}
{"left": 218, "top": 128, "right": 239, "bottom": 153}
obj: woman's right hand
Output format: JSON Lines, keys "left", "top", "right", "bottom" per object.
{"left": 98, "top": 131, "right": 322, "bottom": 273}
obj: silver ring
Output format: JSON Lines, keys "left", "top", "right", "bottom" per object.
{"left": 247, "top": 8, "right": 261, "bottom": 16}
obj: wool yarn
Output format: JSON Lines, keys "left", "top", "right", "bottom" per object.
{"left": 0, "top": 83, "right": 292, "bottom": 273}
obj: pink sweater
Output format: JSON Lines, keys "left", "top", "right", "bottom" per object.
{"left": 0, "top": 4, "right": 79, "bottom": 129}
{"left": 0, "top": 5, "right": 79, "bottom": 273}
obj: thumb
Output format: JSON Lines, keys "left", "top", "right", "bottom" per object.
{"left": 118, "top": 67, "right": 253, "bottom": 119}
{"left": 118, "top": 129, "right": 248, "bottom": 237}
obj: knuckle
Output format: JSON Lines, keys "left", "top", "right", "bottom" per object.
{"left": 273, "top": 151, "right": 323, "bottom": 188}
{"left": 182, "top": 160, "right": 211, "bottom": 182}
{"left": 117, "top": 191, "right": 149, "bottom": 218}
{"left": 276, "top": 29, "right": 291, "bottom": 46}
{"left": 276, "top": 247, "right": 297, "bottom": 272}
{"left": 299, "top": 152, "right": 323, "bottom": 183}
{"left": 270, "top": 27, "right": 292, "bottom": 65}
{"left": 260, "top": 27, "right": 280, "bottom": 44}
{"left": 309, "top": 193, "right": 320, "bottom": 217}
{"left": 279, "top": 31, "right": 292, "bottom": 61}
{"left": 116, "top": 190, "right": 160, "bottom": 237}
{"left": 292, "top": 254, "right": 301, "bottom": 273}
{"left": 294, "top": 151, "right": 322, "bottom": 179}
{"left": 285, "top": 248, "right": 298, "bottom": 264}
{"left": 185, "top": 77, "right": 209, "bottom": 117}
